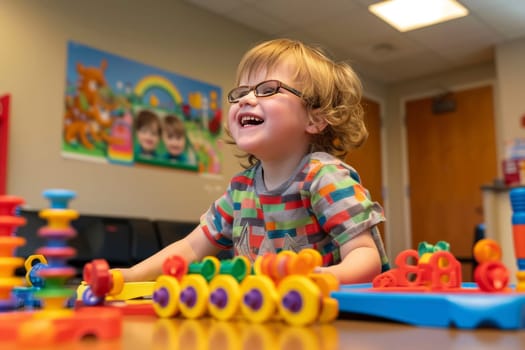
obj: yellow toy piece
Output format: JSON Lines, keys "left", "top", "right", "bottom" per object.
{"left": 24, "top": 254, "right": 47, "bottom": 286}
{"left": 179, "top": 274, "right": 209, "bottom": 319}
{"left": 108, "top": 269, "right": 124, "bottom": 296}
{"left": 38, "top": 209, "right": 79, "bottom": 229}
{"left": 208, "top": 274, "right": 241, "bottom": 321}
{"left": 277, "top": 275, "right": 322, "bottom": 326}
{"left": 76, "top": 280, "right": 154, "bottom": 301}
{"left": 153, "top": 275, "right": 181, "bottom": 318}
{"left": 308, "top": 273, "right": 339, "bottom": 297}
{"left": 318, "top": 297, "right": 339, "bottom": 323}
{"left": 240, "top": 275, "right": 278, "bottom": 323}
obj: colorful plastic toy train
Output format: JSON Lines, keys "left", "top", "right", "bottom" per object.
{"left": 81, "top": 249, "right": 340, "bottom": 326}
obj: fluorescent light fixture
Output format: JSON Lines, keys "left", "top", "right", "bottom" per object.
{"left": 369, "top": 0, "right": 469, "bottom": 32}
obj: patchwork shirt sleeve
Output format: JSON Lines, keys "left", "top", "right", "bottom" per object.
{"left": 309, "top": 161, "right": 385, "bottom": 248}
{"left": 200, "top": 187, "right": 235, "bottom": 249}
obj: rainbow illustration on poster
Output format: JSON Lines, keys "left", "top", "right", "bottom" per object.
{"left": 134, "top": 75, "right": 183, "bottom": 108}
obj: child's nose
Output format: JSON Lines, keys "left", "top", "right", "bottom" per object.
{"left": 238, "top": 90, "right": 257, "bottom": 105}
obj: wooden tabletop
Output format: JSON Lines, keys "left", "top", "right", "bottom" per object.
{"left": 79, "top": 315, "right": 525, "bottom": 350}
{"left": 1, "top": 312, "right": 524, "bottom": 349}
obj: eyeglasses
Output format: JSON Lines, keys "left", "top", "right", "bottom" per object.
{"left": 227, "top": 79, "right": 303, "bottom": 103}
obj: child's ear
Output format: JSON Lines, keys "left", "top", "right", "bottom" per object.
{"left": 305, "top": 110, "right": 328, "bottom": 134}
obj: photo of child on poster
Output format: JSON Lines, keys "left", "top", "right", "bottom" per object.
{"left": 62, "top": 41, "right": 222, "bottom": 174}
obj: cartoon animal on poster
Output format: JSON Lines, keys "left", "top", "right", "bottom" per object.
{"left": 63, "top": 60, "right": 118, "bottom": 151}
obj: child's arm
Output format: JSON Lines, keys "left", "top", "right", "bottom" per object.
{"left": 316, "top": 229, "right": 381, "bottom": 284}
{"left": 118, "top": 225, "right": 220, "bottom": 282}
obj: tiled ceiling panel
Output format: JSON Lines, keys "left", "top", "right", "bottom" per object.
{"left": 184, "top": 0, "right": 525, "bottom": 83}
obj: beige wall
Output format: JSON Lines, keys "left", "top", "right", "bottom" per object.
{"left": 0, "top": 0, "right": 266, "bottom": 220}
{"left": 496, "top": 37, "right": 525, "bottom": 159}
{"left": 2, "top": 1, "right": 523, "bottom": 259}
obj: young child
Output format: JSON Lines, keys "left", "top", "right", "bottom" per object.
{"left": 121, "top": 38, "right": 389, "bottom": 284}
{"left": 134, "top": 110, "right": 161, "bottom": 158}
{"left": 162, "top": 115, "right": 188, "bottom": 163}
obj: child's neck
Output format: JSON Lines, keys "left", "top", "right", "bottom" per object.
{"left": 260, "top": 153, "right": 308, "bottom": 191}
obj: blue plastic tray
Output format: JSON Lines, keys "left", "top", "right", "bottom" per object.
{"left": 332, "top": 283, "right": 525, "bottom": 330}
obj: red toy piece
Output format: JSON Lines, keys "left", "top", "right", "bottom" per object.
{"left": 473, "top": 238, "right": 509, "bottom": 292}
{"left": 373, "top": 239, "right": 510, "bottom": 294}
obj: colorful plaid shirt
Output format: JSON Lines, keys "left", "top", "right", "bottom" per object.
{"left": 201, "top": 152, "right": 389, "bottom": 270}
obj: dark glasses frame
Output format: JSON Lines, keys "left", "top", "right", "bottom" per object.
{"left": 227, "top": 79, "right": 303, "bottom": 103}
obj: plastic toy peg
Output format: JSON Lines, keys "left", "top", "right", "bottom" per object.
{"left": 162, "top": 255, "right": 188, "bottom": 280}
{"left": 82, "top": 259, "right": 124, "bottom": 305}
{"left": 42, "top": 189, "right": 76, "bottom": 209}
{"left": 188, "top": 257, "right": 218, "bottom": 282}
{"left": 219, "top": 256, "right": 249, "bottom": 283}
{"left": 0, "top": 195, "right": 24, "bottom": 216}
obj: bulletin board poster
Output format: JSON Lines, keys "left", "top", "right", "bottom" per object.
{"left": 62, "top": 41, "right": 223, "bottom": 174}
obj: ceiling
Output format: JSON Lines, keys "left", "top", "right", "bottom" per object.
{"left": 183, "top": 0, "right": 525, "bottom": 84}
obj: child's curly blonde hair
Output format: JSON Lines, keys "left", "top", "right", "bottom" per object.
{"left": 226, "top": 38, "right": 367, "bottom": 167}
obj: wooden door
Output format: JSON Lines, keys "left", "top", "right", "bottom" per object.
{"left": 345, "top": 98, "right": 385, "bottom": 242}
{"left": 406, "top": 85, "right": 497, "bottom": 262}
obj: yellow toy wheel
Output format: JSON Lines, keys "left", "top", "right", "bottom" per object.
{"left": 277, "top": 275, "right": 321, "bottom": 326}
{"left": 240, "top": 275, "right": 278, "bottom": 323}
{"left": 308, "top": 273, "right": 339, "bottom": 297}
{"left": 318, "top": 297, "right": 339, "bottom": 323}
{"left": 253, "top": 256, "right": 264, "bottom": 275}
{"left": 208, "top": 275, "right": 241, "bottom": 321}
{"left": 153, "top": 275, "right": 181, "bottom": 318}
{"left": 179, "top": 274, "right": 209, "bottom": 319}
{"left": 109, "top": 269, "right": 124, "bottom": 296}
